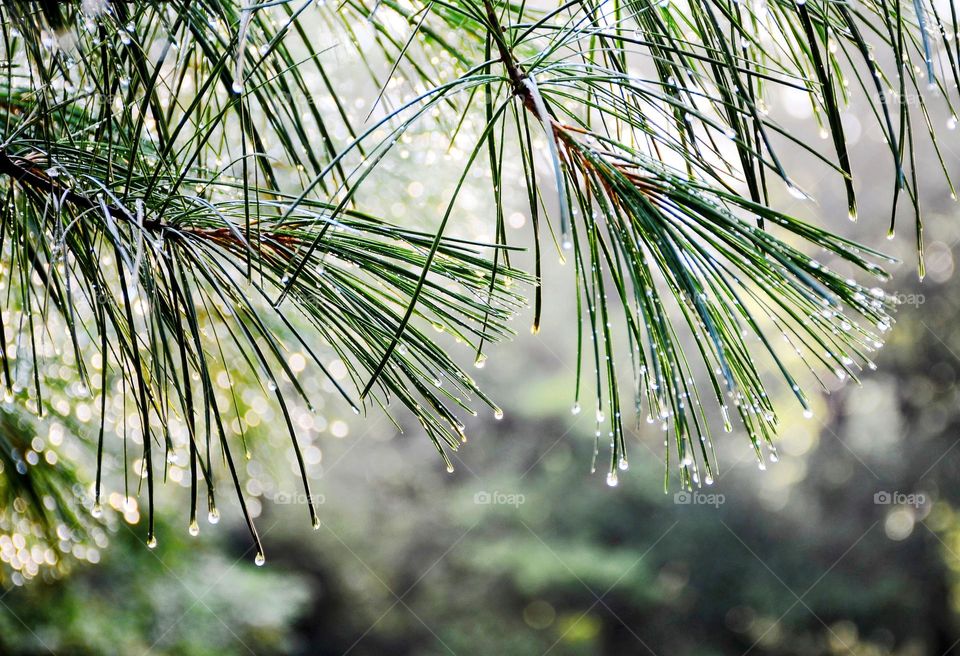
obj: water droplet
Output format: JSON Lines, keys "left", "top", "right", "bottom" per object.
{"left": 606, "top": 472, "right": 619, "bottom": 487}
{"left": 312, "top": 516, "right": 321, "bottom": 530}
{"left": 474, "top": 353, "right": 487, "bottom": 369}
{"left": 267, "top": 380, "right": 277, "bottom": 391}
{"left": 208, "top": 509, "right": 220, "bottom": 524}
{"left": 446, "top": 463, "right": 455, "bottom": 474}
{"left": 758, "top": 461, "right": 766, "bottom": 471}
{"left": 618, "top": 457, "right": 629, "bottom": 471}
{"left": 720, "top": 405, "right": 732, "bottom": 432}
{"left": 146, "top": 535, "right": 158, "bottom": 549}
{"left": 91, "top": 502, "right": 102, "bottom": 518}
{"left": 188, "top": 520, "right": 199, "bottom": 536}
{"left": 571, "top": 402, "right": 581, "bottom": 415}
{"left": 255, "top": 552, "right": 265, "bottom": 566}
{"left": 949, "top": 115, "right": 958, "bottom": 130}
{"left": 802, "top": 408, "right": 813, "bottom": 419}
{"left": 704, "top": 473, "right": 715, "bottom": 485}
{"left": 231, "top": 80, "right": 244, "bottom": 94}
{"left": 786, "top": 184, "right": 807, "bottom": 200}
{"left": 493, "top": 408, "right": 504, "bottom": 420}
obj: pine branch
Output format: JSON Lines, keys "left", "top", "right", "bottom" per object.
{"left": 0, "top": 0, "right": 954, "bottom": 561}
{"left": 0, "top": 150, "right": 164, "bottom": 230}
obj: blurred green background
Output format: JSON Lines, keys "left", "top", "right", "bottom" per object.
{"left": 2, "top": 239, "right": 960, "bottom": 656}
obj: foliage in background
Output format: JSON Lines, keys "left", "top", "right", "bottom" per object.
{"left": 0, "top": 513, "right": 310, "bottom": 655}
{"left": 4, "top": 264, "right": 960, "bottom": 655}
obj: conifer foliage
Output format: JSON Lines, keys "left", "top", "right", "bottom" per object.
{"left": 0, "top": 0, "right": 952, "bottom": 569}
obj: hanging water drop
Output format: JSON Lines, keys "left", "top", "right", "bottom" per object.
{"left": 234, "top": 5, "right": 254, "bottom": 96}
{"left": 474, "top": 353, "right": 487, "bottom": 369}
{"left": 91, "top": 502, "right": 102, "bottom": 518}
{"left": 208, "top": 508, "right": 220, "bottom": 524}
{"left": 312, "top": 516, "right": 321, "bottom": 530}
{"left": 606, "top": 472, "right": 619, "bottom": 487}
{"left": 146, "top": 535, "right": 158, "bottom": 549}
{"left": 188, "top": 520, "right": 200, "bottom": 536}
{"left": 786, "top": 184, "right": 807, "bottom": 200}
{"left": 571, "top": 402, "right": 581, "bottom": 415}
{"left": 255, "top": 551, "right": 265, "bottom": 566}
{"left": 618, "top": 457, "right": 629, "bottom": 471}
{"left": 720, "top": 405, "right": 732, "bottom": 432}
{"left": 493, "top": 408, "right": 504, "bottom": 420}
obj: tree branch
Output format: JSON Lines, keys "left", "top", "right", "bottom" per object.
{"left": 0, "top": 150, "right": 165, "bottom": 230}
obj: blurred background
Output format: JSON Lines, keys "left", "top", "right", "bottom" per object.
{"left": 5, "top": 8, "right": 960, "bottom": 655}
{"left": 2, "top": 215, "right": 959, "bottom": 656}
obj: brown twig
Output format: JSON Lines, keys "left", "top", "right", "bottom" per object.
{"left": 0, "top": 149, "right": 165, "bottom": 230}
